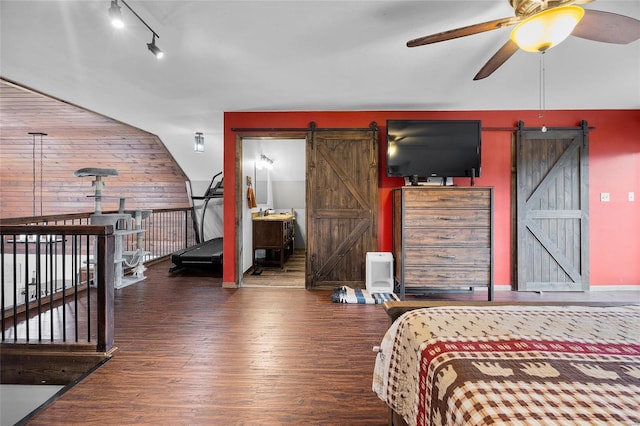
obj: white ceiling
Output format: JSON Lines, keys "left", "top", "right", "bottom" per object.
{"left": 1, "top": 0, "right": 639, "bottom": 181}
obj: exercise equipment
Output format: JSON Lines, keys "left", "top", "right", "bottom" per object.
{"left": 169, "top": 172, "right": 223, "bottom": 272}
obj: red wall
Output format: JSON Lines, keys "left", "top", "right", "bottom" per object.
{"left": 224, "top": 110, "right": 640, "bottom": 288}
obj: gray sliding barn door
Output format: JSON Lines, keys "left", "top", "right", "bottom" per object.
{"left": 516, "top": 122, "right": 589, "bottom": 291}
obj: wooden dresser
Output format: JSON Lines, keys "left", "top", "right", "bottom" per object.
{"left": 392, "top": 186, "right": 494, "bottom": 300}
{"left": 252, "top": 214, "right": 295, "bottom": 269}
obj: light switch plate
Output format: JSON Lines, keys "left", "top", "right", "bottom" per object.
{"left": 629, "top": 192, "right": 635, "bottom": 202}
{"left": 600, "top": 192, "right": 610, "bottom": 202}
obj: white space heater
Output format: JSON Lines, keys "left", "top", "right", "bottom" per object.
{"left": 365, "top": 252, "right": 394, "bottom": 294}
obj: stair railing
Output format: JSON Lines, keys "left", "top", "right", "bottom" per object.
{"left": 0, "top": 225, "right": 115, "bottom": 351}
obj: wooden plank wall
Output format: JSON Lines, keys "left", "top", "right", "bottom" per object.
{"left": 0, "top": 79, "right": 191, "bottom": 219}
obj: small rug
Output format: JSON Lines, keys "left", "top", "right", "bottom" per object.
{"left": 331, "top": 286, "right": 400, "bottom": 304}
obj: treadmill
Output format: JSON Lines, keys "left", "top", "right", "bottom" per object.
{"left": 169, "top": 172, "right": 224, "bottom": 272}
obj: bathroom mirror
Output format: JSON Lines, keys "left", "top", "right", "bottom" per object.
{"left": 255, "top": 164, "right": 268, "bottom": 205}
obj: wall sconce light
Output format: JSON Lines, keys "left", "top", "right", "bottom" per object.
{"left": 510, "top": 5, "right": 585, "bottom": 52}
{"left": 194, "top": 132, "right": 205, "bottom": 152}
{"left": 257, "top": 154, "right": 274, "bottom": 170}
{"left": 108, "top": 0, "right": 164, "bottom": 59}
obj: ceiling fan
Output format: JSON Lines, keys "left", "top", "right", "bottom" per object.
{"left": 407, "top": 0, "right": 640, "bottom": 80}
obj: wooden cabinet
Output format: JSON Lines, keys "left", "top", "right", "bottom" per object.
{"left": 252, "top": 214, "right": 295, "bottom": 269}
{"left": 393, "top": 186, "right": 494, "bottom": 300}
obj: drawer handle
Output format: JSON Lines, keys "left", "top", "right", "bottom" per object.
{"left": 437, "top": 274, "right": 454, "bottom": 279}
{"left": 437, "top": 216, "right": 461, "bottom": 221}
{"left": 437, "top": 254, "right": 457, "bottom": 259}
{"left": 439, "top": 197, "right": 458, "bottom": 202}
{"left": 437, "top": 235, "right": 457, "bottom": 240}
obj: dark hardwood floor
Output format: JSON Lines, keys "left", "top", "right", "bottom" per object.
{"left": 24, "top": 260, "right": 639, "bottom": 425}
{"left": 26, "top": 261, "right": 390, "bottom": 425}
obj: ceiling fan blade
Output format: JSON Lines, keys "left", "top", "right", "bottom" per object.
{"left": 407, "top": 16, "right": 521, "bottom": 47}
{"left": 473, "top": 39, "right": 520, "bottom": 80}
{"left": 572, "top": 9, "right": 640, "bottom": 44}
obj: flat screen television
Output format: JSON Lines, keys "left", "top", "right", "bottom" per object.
{"left": 386, "top": 119, "right": 481, "bottom": 180}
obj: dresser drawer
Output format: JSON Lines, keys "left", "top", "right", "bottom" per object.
{"left": 403, "top": 266, "right": 490, "bottom": 286}
{"left": 405, "top": 209, "right": 490, "bottom": 228}
{"left": 404, "top": 227, "right": 490, "bottom": 246}
{"left": 404, "top": 247, "right": 490, "bottom": 266}
{"left": 404, "top": 188, "right": 491, "bottom": 208}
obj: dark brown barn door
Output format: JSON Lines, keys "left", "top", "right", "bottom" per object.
{"left": 516, "top": 122, "right": 589, "bottom": 291}
{"left": 306, "top": 126, "right": 378, "bottom": 289}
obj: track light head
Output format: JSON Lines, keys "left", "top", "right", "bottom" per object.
{"left": 109, "top": 0, "right": 124, "bottom": 28}
{"left": 147, "top": 34, "right": 164, "bottom": 59}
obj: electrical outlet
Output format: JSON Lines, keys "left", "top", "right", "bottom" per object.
{"left": 629, "top": 192, "right": 635, "bottom": 202}
{"left": 600, "top": 192, "right": 610, "bottom": 202}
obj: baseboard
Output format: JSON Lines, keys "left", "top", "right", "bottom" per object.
{"left": 484, "top": 284, "right": 640, "bottom": 292}
{"left": 589, "top": 285, "right": 640, "bottom": 291}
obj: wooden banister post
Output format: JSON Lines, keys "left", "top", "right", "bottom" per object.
{"left": 96, "top": 226, "right": 115, "bottom": 353}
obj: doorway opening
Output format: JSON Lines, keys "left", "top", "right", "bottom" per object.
{"left": 238, "top": 136, "right": 307, "bottom": 288}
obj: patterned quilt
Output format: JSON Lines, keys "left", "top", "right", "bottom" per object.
{"left": 372, "top": 305, "right": 640, "bottom": 425}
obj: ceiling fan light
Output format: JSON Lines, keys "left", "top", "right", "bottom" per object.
{"left": 510, "top": 6, "right": 585, "bottom": 52}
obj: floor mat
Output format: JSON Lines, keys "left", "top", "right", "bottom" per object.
{"left": 331, "top": 286, "right": 399, "bottom": 304}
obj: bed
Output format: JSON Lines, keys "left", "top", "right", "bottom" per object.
{"left": 373, "top": 301, "right": 640, "bottom": 426}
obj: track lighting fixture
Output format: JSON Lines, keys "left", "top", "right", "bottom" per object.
{"left": 108, "top": 0, "right": 164, "bottom": 59}
{"left": 147, "top": 34, "right": 164, "bottom": 59}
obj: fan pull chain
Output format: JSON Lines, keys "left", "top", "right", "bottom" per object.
{"left": 539, "top": 52, "right": 547, "bottom": 132}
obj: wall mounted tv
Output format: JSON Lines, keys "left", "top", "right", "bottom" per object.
{"left": 386, "top": 119, "right": 481, "bottom": 180}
